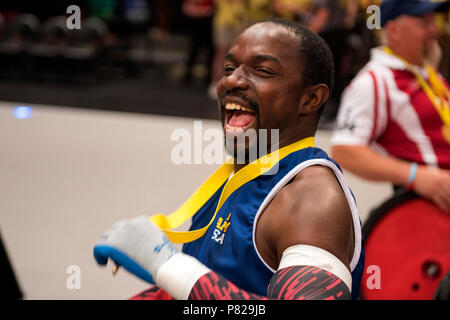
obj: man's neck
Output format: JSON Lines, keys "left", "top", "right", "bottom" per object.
{"left": 232, "top": 134, "right": 312, "bottom": 173}
{"left": 387, "top": 45, "right": 424, "bottom": 67}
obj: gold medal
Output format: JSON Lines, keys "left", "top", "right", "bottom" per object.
{"left": 442, "top": 124, "right": 450, "bottom": 144}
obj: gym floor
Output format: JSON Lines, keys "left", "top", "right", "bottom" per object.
{"left": 0, "top": 100, "right": 392, "bottom": 299}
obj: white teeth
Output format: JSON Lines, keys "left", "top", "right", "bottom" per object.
{"left": 225, "top": 103, "right": 237, "bottom": 110}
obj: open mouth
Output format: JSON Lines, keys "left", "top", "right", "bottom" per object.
{"left": 224, "top": 102, "right": 257, "bottom": 133}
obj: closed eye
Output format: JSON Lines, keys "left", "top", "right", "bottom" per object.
{"left": 255, "top": 68, "right": 275, "bottom": 77}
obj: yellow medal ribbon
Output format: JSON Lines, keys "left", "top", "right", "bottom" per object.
{"left": 383, "top": 47, "right": 450, "bottom": 144}
{"left": 150, "top": 137, "right": 315, "bottom": 243}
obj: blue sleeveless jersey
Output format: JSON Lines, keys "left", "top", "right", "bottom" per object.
{"left": 182, "top": 147, "right": 365, "bottom": 299}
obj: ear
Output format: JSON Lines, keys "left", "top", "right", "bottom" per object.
{"left": 298, "top": 84, "right": 329, "bottom": 115}
{"left": 385, "top": 19, "right": 400, "bottom": 42}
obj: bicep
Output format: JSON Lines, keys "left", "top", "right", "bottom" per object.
{"left": 271, "top": 167, "right": 354, "bottom": 270}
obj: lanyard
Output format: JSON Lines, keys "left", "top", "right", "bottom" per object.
{"left": 150, "top": 137, "right": 315, "bottom": 243}
{"left": 383, "top": 47, "right": 450, "bottom": 143}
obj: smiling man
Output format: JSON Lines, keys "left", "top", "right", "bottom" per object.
{"left": 94, "top": 18, "right": 365, "bottom": 300}
{"left": 220, "top": 19, "right": 332, "bottom": 165}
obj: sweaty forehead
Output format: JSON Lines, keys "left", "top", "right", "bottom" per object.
{"left": 230, "top": 23, "right": 300, "bottom": 62}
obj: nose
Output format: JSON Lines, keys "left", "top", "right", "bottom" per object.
{"left": 221, "top": 66, "right": 249, "bottom": 92}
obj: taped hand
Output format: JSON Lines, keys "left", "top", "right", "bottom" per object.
{"left": 93, "top": 216, "right": 178, "bottom": 284}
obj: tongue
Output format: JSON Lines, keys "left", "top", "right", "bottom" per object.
{"left": 228, "top": 110, "right": 256, "bottom": 127}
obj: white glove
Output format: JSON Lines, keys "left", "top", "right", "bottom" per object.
{"left": 93, "top": 216, "right": 178, "bottom": 284}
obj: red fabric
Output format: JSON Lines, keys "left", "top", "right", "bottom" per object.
{"left": 130, "top": 286, "right": 174, "bottom": 300}
{"left": 377, "top": 118, "right": 425, "bottom": 165}
{"left": 377, "top": 69, "right": 450, "bottom": 169}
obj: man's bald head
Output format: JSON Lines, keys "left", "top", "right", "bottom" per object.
{"left": 253, "top": 18, "right": 335, "bottom": 98}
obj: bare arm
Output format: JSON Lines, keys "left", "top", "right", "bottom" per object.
{"left": 256, "top": 165, "right": 354, "bottom": 269}
{"left": 331, "top": 145, "right": 411, "bottom": 184}
{"left": 331, "top": 144, "right": 450, "bottom": 213}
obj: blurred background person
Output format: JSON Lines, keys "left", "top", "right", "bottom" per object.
{"left": 331, "top": 0, "right": 449, "bottom": 300}
{"left": 148, "top": 0, "right": 172, "bottom": 41}
{"left": 182, "top": 0, "right": 214, "bottom": 86}
{"left": 272, "top": 0, "right": 314, "bottom": 25}
{"left": 331, "top": 0, "right": 450, "bottom": 211}
{"left": 310, "top": 0, "right": 360, "bottom": 125}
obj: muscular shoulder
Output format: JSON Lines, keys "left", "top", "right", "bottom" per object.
{"left": 255, "top": 165, "right": 353, "bottom": 270}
